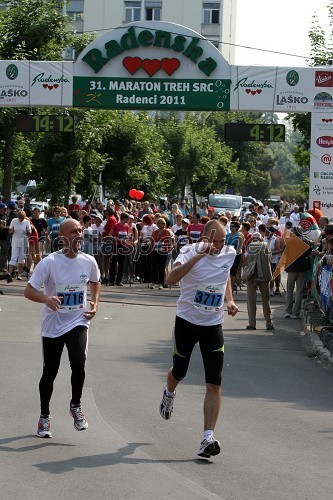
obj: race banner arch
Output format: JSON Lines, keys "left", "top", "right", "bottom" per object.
{"left": 0, "top": 21, "right": 332, "bottom": 216}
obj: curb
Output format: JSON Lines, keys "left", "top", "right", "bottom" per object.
{"left": 302, "top": 315, "right": 333, "bottom": 368}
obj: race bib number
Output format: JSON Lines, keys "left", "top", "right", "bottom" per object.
{"left": 56, "top": 283, "right": 87, "bottom": 313}
{"left": 190, "top": 231, "right": 201, "bottom": 242}
{"left": 52, "top": 223, "right": 60, "bottom": 234}
{"left": 193, "top": 283, "right": 223, "bottom": 312}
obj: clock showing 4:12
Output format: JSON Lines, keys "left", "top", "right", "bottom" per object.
{"left": 224, "top": 123, "right": 285, "bottom": 142}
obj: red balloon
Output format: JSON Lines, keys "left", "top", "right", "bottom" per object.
{"left": 128, "top": 189, "right": 137, "bottom": 199}
{"left": 136, "top": 190, "right": 145, "bottom": 200}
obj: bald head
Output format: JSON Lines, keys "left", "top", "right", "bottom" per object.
{"left": 202, "top": 220, "right": 226, "bottom": 253}
{"left": 59, "top": 218, "right": 81, "bottom": 235}
{"left": 203, "top": 219, "right": 226, "bottom": 238}
{"left": 59, "top": 218, "right": 82, "bottom": 256}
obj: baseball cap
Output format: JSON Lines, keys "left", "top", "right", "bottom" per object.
{"left": 0, "top": 202, "right": 7, "bottom": 209}
{"left": 182, "top": 218, "right": 189, "bottom": 223}
{"left": 8, "top": 201, "right": 16, "bottom": 208}
{"left": 129, "top": 215, "right": 135, "bottom": 219}
{"left": 92, "top": 213, "right": 103, "bottom": 221}
{"left": 208, "top": 206, "right": 214, "bottom": 211}
{"left": 267, "top": 208, "right": 274, "bottom": 214}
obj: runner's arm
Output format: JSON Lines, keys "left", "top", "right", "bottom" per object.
{"left": 24, "top": 283, "right": 61, "bottom": 311}
{"left": 85, "top": 281, "right": 101, "bottom": 319}
{"left": 166, "top": 252, "right": 205, "bottom": 285}
{"left": 225, "top": 276, "right": 238, "bottom": 316}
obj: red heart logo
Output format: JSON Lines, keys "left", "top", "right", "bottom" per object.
{"left": 122, "top": 56, "right": 142, "bottom": 75}
{"left": 43, "top": 84, "right": 48, "bottom": 89}
{"left": 251, "top": 90, "right": 256, "bottom": 95}
{"left": 245, "top": 89, "right": 251, "bottom": 94}
{"left": 54, "top": 84, "right": 59, "bottom": 89}
{"left": 256, "top": 89, "right": 262, "bottom": 94}
{"left": 161, "top": 58, "right": 180, "bottom": 76}
{"left": 48, "top": 85, "right": 54, "bottom": 90}
{"left": 141, "top": 59, "right": 161, "bottom": 77}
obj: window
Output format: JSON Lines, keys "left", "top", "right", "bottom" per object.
{"left": 67, "top": 0, "right": 84, "bottom": 12}
{"left": 145, "top": 1, "right": 161, "bottom": 21}
{"left": 203, "top": 2, "right": 220, "bottom": 24}
{"left": 125, "top": 1, "right": 141, "bottom": 23}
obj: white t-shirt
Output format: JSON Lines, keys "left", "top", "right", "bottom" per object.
{"left": 28, "top": 251, "right": 100, "bottom": 338}
{"left": 9, "top": 218, "right": 31, "bottom": 245}
{"left": 174, "top": 243, "right": 236, "bottom": 326}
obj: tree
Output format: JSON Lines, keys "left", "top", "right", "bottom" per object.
{"left": 287, "top": 1, "right": 333, "bottom": 198}
{"left": 99, "top": 111, "right": 172, "bottom": 200}
{"left": 157, "top": 114, "right": 239, "bottom": 208}
{"left": 0, "top": 0, "right": 93, "bottom": 200}
{"left": 207, "top": 111, "right": 275, "bottom": 199}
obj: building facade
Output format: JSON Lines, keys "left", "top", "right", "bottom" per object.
{"left": 80, "top": 0, "right": 237, "bottom": 64}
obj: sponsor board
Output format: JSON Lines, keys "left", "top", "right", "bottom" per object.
{"left": 309, "top": 112, "right": 333, "bottom": 221}
{"left": 73, "top": 22, "right": 231, "bottom": 111}
{"left": 0, "top": 61, "right": 29, "bottom": 106}
{"left": 30, "top": 62, "right": 73, "bottom": 106}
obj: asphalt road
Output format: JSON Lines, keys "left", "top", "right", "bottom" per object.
{"left": 0, "top": 281, "right": 333, "bottom": 500}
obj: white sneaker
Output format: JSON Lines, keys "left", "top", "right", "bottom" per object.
{"left": 37, "top": 416, "right": 52, "bottom": 438}
{"left": 159, "top": 389, "right": 175, "bottom": 420}
{"left": 198, "top": 436, "right": 221, "bottom": 458}
{"left": 270, "top": 290, "right": 274, "bottom": 296}
{"left": 17, "top": 274, "right": 22, "bottom": 280}
{"left": 70, "top": 404, "right": 88, "bottom": 431}
{"left": 285, "top": 313, "right": 291, "bottom": 318}
{"left": 291, "top": 314, "right": 300, "bottom": 319}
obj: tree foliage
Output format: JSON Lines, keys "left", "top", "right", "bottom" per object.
{"left": 287, "top": 1, "right": 333, "bottom": 199}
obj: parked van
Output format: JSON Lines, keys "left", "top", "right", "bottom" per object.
{"left": 208, "top": 193, "right": 243, "bottom": 217}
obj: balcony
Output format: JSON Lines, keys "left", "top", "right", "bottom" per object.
{"left": 201, "top": 23, "right": 220, "bottom": 38}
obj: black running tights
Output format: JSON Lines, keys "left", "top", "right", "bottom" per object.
{"left": 39, "top": 325, "right": 88, "bottom": 416}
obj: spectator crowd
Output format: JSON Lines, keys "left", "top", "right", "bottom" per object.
{"left": 0, "top": 193, "right": 332, "bottom": 328}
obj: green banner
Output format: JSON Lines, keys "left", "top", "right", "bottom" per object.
{"left": 73, "top": 77, "right": 230, "bottom": 111}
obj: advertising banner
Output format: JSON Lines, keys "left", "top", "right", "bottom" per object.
{"left": 0, "top": 60, "right": 73, "bottom": 107}
{"left": 309, "top": 112, "right": 333, "bottom": 222}
{"left": 73, "top": 22, "right": 231, "bottom": 111}
{"left": 317, "top": 264, "right": 333, "bottom": 321}
{"left": 29, "top": 62, "right": 73, "bottom": 106}
{"left": 0, "top": 61, "right": 30, "bottom": 107}
{"left": 230, "top": 66, "right": 333, "bottom": 113}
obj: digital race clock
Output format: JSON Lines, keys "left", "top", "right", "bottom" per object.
{"left": 16, "top": 115, "right": 75, "bottom": 133}
{"left": 224, "top": 123, "right": 285, "bottom": 142}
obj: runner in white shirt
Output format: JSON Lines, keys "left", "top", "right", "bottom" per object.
{"left": 24, "top": 218, "right": 101, "bottom": 439}
{"left": 159, "top": 220, "right": 238, "bottom": 459}
{"left": 8, "top": 210, "right": 31, "bottom": 280}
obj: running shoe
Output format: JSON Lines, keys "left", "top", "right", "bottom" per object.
{"left": 197, "top": 436, "right": 220, "bottom": 458}
{"left": 69, "top": 404, "right": 88, "bottom": 431}
{"left": 17, "top": 274, "right": 22, "bottom": 280}
{"left": 285, "top": 313, "right": 291, "bottom": 318}
{"left": 6, "top": 273, "right": 13, "bottom": 283}
{"left": 159, "top": 389, "right": 176, "bottom": 420}
{"left": 37, "top": 416, "right": 52, "bottom": 438}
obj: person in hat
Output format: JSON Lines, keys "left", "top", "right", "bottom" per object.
{"left": 245, "top": 232, "right": 274, "bottom": 330}
{"left": 265, "top": 226, "right": 285, "bottom": 296}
